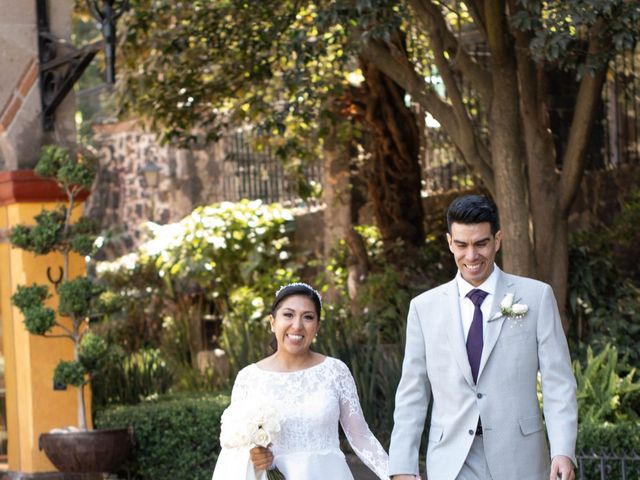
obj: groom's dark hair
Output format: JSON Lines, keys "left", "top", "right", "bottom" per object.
{"left": 446, "top": 195, "right": 500, "bottom": 234}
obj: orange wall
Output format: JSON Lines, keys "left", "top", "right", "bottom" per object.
{"left": 1, "top": 200, "right": 90, "bottom": 473}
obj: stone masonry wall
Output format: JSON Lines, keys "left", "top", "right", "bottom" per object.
{"left": 87, "top": 120, "right": 232, "bottom": 258}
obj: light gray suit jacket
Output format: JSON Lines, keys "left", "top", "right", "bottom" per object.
{"left": 388, "top": 269, "right": 577, "bottom": 480}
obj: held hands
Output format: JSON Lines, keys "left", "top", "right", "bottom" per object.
{"left": 250, "top": 446, "right": 274, "bottom": 471}
{"left": 550, "top": 455, "right": 575, "bottom": 480}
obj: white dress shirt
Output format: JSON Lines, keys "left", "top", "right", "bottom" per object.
{"left": 455, "top": 264, "right": 500, "bottom": 342}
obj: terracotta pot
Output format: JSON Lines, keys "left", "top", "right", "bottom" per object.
{"left": 39, "top": 427, "right": 133, "bottom": 473}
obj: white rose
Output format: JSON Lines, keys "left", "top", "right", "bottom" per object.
{"left": 252, "top": 427, "right": 272, "bottom": 448}
{"left": 511, "top": 303, "right": 528, "bottom": 315}
{"left": 220, "top": 426, "right": 251, "bottom": 448}
{"left": 500, "top": 293, "right": 515, "bottom": 309}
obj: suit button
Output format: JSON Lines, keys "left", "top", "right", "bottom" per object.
{"left": 468, "top": 429, "right": 474, "bottom": 435}
{"left": 477, "top": 393, "right": 483, "bottom": 399}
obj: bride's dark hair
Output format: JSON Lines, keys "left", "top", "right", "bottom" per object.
{"left": 269, "top": 283, "right": 322, "bottom": 351}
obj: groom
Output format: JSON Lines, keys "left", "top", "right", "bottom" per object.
{"left": 389, "top": 195, "right": 577, "bottom": 480}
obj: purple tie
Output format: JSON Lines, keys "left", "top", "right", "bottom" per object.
{"left": 466, "top": 289, "right": 488, "bottom": 384}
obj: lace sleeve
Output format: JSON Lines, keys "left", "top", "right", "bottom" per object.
{"left": 230, "top": 366, "right": 251, "bottom": 403}
{"left": 334, "top": 359, "right": 389, "bottom": 480}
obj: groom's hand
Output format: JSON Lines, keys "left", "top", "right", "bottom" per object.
{"left": 550, "top": 455, "right": 574, "bottom": 480}
{"left": 250, "top": 446, "right": 274, "bottom": 471}
{"left": 390, "top": 475, "right": 421, "bottom": 480}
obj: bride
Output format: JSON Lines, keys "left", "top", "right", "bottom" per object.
{"left": 212, "top": 282, "right": 389, "bottom": 479}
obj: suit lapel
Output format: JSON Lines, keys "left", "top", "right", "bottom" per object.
{"left": 444, "top": 280, "right": 475, "bottom": 388}
{"left": 477, "top": 270, "right": 514, "bottom": 382}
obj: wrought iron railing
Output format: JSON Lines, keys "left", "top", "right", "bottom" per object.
{"left": 222, "top": 129, "right": 322, "bottom": 206}
{"left": 576, "top": 450, "right": 640, "bottom": 480}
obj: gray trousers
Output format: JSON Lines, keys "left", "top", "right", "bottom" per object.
{"left": 456, "top": 435, "right": 493, "bottom": 480}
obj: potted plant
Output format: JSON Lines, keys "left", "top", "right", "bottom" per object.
{"left": 9, "top": 145, "right": 132, "bottom": 474}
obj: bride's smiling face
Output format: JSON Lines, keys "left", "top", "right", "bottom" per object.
{"left": 270, "top": 295, "right": 319, "bottom": 355}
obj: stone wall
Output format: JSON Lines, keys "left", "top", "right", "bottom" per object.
{"left": 87, "top": 120, "right": 232, "bottom": 257}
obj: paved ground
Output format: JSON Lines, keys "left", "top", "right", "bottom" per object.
{"left": 346, "top": 454, "right": 379, "bottom": 480}
{"left": 347, "top": 454, "right": 426, "bottom": 479}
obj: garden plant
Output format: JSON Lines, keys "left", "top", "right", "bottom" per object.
{"left": 10, "top": 144, "right": 107, "bottom": 430}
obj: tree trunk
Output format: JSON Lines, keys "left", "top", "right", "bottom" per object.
{"left": 359, "top": 54, "right": 425, "bottom": 266}
{"left": 485, "top": 4, "right": 535, "bottom": 278}
{"left": 321, "top": 100, "right": 357, "bottom": 302}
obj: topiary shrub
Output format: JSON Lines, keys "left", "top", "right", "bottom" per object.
{"left": 95, "top": 393, "right": 230, "bottom": 480}
{"left": 9, "top": 145, "right": 107, "bottom": 430}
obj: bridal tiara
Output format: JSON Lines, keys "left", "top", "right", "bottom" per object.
{"left": 275, "top": 282, "right": 322, "bottom": 309}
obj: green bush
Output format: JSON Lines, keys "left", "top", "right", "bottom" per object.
{"left": 568, "top": 189, "right": 640, "bottom": 368}
{"left": 96, "top": 200, "right": 300, "bottom": 388}
{"left": 92, "top": 348, "right": 174, "bottom": 413}
{"left": 571, "top": 344, "right": 640, "bottom": 477}
{"left": 95, "top": 393, "right": 230, "bottom": 480}
{"left": 574, "top": 344, "right": 640, "bottom": 423}
{"left": 577, "top": 420, "right": 640, "bottom": 453}
{"left": 576, "top": 421, "right": 640, "bottom": 478}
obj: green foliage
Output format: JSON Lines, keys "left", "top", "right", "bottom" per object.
{"left": 568, "top": 189, "right": 640, "bottom": 367}
{"left": 54, "top": 360, "right": 86, "bottom": 387}
{"left": 57, "top": 277, "right": 104, "bottom": 318}
{"left": 220, "top": 285, "right": 280, "bottom": 376}
{"left": 11, "top": 284, "right": 56, "bottom": 335}
{"left": 577, "top": 420, "right": 640, "bottom": 454}
{"left": 22, "top": 305, "right": 57, "bottom": 336}
{"left": 9, "top": 145, "right": 106, "bottom": 429}
{"left": 119, "top": 1, "right": 353, "bottom": 150}
{"left": 92, "top": 348, "right": 174, "bottom": 412}
{"left": 512, "top": 0, "right": 639, "bottom": 71}
{"left": 10, "top": 208, "right": 66, "bottom": 255}
{"left": 36, "top": 144, "right": 96, "bottom": 190}
{"left": 97, "top": 200, "right": 300, "bottom": 387}
{"left": 576, "top": 421, "right": 640, "bottom": 478}
{"left": 95, "top": 393, "right": 230, "bottom": 480}
{"left": 11, "top": 284, "right": 50, "bottom": 310}
{"left": 70, "top": 217, "right": 100, "bottom": 256}
{"left": 79, "top": 332, "right": 109, "bottom": 372}
{"left": 574, "top": 345, "right": 640, "bottom": 423}
{"left": 35, "top": 145, "right": 73, "bottom": 179}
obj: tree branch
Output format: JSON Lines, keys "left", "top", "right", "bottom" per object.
{"left": 465, "top": 0, "right": 487, "bottom": 39}
{"left": 409, "top": 0, "right": 492, "bottom": 103}
{"left": 361, "top": 38, "right": 495, "bottom": 193}
{"left": 405, "top": 0, "right": 494, "bottom": 190}
{"left": 559, "top": 22, "right": 609, "bottom": 216}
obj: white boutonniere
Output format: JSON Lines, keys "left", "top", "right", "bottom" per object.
{"left": 490, "top": 293, "right": 529, "bottom": 321}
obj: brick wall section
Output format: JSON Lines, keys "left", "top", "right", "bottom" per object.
{"left": 0, "top": 57, "right": 37, "bottom": 133}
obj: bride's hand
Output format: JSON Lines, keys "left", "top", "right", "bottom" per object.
{"left": 249, "top": 446, "right": 274, "bottom": 471}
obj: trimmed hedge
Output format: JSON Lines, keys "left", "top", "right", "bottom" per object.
{"left": 95, "top": 392, "right": 230, "bottom": 480}
{"left": 577, "top": 420, "right": 640, "bottom": 453}
{"left": 576, "top": 420, "right": 640, "bottom": 479}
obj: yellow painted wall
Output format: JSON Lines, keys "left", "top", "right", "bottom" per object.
{"left": 1, "top": 200, "right": 91, "bottom": 473}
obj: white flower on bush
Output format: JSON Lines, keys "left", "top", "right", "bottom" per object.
{"left": 219, "top": 400, "right": 281, "bottom": 449}
{"left": 491, "top": 293, "right": 529, "bottom": 321}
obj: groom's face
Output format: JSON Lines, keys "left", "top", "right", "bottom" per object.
{"left": 447, "top": 221, "right": 502, "bottom": 286}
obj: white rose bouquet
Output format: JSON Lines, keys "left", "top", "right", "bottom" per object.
{"left": 219, "top": 401, "right": 286, "bottom": 480}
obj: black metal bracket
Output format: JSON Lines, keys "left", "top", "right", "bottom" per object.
{"left": 36, "top": 0, "right": 128, "bottom": 131}
{"left": 46, "top": 265, "right": 64, "bottom": 289}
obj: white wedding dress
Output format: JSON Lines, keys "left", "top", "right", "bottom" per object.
{"left": 211, "top": 356, "right": 389, "bottom": 480}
